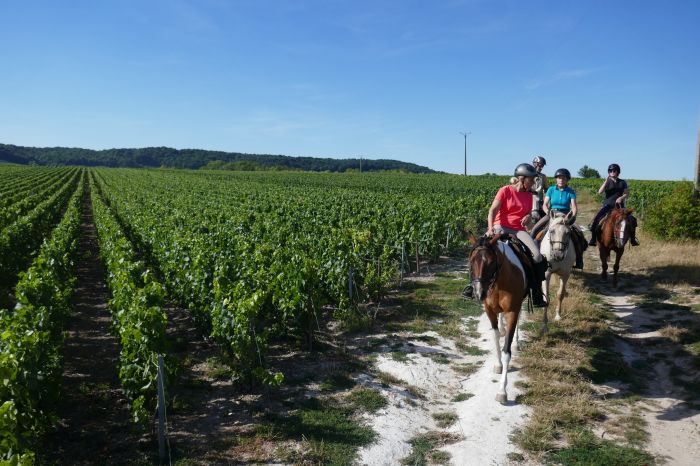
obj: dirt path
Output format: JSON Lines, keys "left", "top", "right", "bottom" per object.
{"left": 43, "top": 190, "right": 149, "bottom": 465}
{"left": 602, "top": 289, "right": 700, "bottom": 465}
{"left": 357, "top": 262, "right": 533, "bottom": 466}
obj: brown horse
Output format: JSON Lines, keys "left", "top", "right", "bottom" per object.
{"left": 468, "top": 233, "right": 536, "bottom": 403}
{"left": 596, "top": 207, "right": 634, "bottom": 287}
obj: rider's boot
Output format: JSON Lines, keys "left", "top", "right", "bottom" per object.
{"left": 629, "top": 216, "right": 640, "bottom": 246}
{"left": 588, "top": 231, "right": 597, "bottom": 247}
{"left": 530, "top": 260, "right": 548, "bottom": 307}
{"left": 574, "top": 255, "right": 584, "bottom": 269}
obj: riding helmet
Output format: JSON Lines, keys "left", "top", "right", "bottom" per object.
{"left": 514, "top": 163, "right": 537, "bottom": 177}
{"left": 532, "top": 155, "right": 547, "bottom": 166}
{"left": 608, "top": 163, "right": 621, "bottom": 173}
{"left": 554, "top": 168, "right": 571, "bottom": 180}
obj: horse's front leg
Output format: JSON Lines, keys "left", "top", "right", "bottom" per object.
{"left": 496, "top": 311, "right": 518, "bottom": 404}
{"left": 541, "top": 270, "right": 551, "bottom": 334}
{"left": 612, "top": 250, "right": 623, "bottom": 287}
{"left": 599, "top": 247, "right": 609, "bottom": 281}
{"left": 486, "top": 309, "right": 503, "bottom": 374}
{"left": 555, "top": 275, "right": 568, "bottom": 321}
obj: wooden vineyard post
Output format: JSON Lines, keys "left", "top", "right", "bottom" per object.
{"left": 348, "top": 265, "right": 354, "bottom": 302}
{"left": 415, "top": 241, "right": 420, "bottom": 276}
{"left": 157, "top": 354, "right": 167, "bottom": 464}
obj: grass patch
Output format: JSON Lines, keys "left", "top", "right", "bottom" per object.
{"left": 455, "top": 342, "right": 487, "bottom": 356}
{"left": 348, "top": 387, "right": 388, "bottom": 413}
{"left": 453, "top": 362, "right": 481, "bottom": 376}
{"left": 261, "top": 397, "right": 376, "bottom": 465}
{"left": 432, "top": 411, "right": 458, "bottom": 428}
{"left": 204, "top": 355, "right": 232, "bottom": 380}
{"left": 391, "top": 351, "right": 411, "bottom": 363}
{"left": 320, "top": 373, "right": 356, "bottom": 391}
{"left": 423, "top": 352, "right": 451, "bottom": 364}
{"left": 546, "top": 429, "right": 654, "bottom": 466}
{"left": 452, "top": 393, "right": 474, "bottom": 402}
{"left": 400, "top": 431, "right": 461, "bottom": 466}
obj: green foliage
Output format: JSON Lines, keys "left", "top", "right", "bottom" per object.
{"left": 547, "top": 429, "right": 654, "bottom": 465}
{"left": 644, "top": 183, "right": 700, "bottom": 239}
{"left": 578, "top": 165, "right": 600, "bottom": 178}
{"left": 0, "top": 172, "right": 84, "bottom": 461}
{"left": 90, "top": 179, "right": 168, "bottom": 423}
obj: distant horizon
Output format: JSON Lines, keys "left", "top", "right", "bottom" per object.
{"left": 2, "top": 140, "right": 692, "bottom": 181}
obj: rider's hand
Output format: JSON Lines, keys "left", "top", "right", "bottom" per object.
{"left": 486, "top": 227, "right": 494, "bottom": 236}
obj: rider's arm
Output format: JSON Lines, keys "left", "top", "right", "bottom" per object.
{"left": 487, "top": 198, "right": 501, "bottom": 235}
{"left": 542, "top": 195, "right": 551, "bottom": 215}
{"left": 598, "top": 177, "right": 611, "bottom": 194}
{"left": 616, "top": 188, "right": 630, "bottom": 205}
{"left": 570, "top": 198, "right": 578, "bottom": 217}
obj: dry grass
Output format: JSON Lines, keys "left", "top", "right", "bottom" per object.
{"left": 513, "top": 196, "right": 700, "bottom": 461}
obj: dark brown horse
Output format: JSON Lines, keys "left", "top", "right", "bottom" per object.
{"left": 468, "top": 233, "right": 539, "bottom": 403}
{"left": 596, "top": 207, "right": 634, "bottom": 287}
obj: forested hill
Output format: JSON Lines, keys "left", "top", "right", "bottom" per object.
{"left": 0, "top": 143, "right": 436, "bottom": 173}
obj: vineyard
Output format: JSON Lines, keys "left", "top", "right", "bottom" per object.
{"left": 0, "top": 165, "right": 686, "bottom": 463}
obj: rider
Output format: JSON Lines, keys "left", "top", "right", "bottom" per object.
{"left": 531, "top": 156, "right": 549, "bottom": 222}
{"left": 531, "top": 168, "right": 586, "bottom": 268}
{"left": 588, "top": 163, "right": 640, "bottom": 247}
{"left": 464, "top": 163, "right": 548, "bottom": 306}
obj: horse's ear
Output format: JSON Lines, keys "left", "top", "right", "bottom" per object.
{"left": 467, "top": 231, "right": 478, "bottom": 245}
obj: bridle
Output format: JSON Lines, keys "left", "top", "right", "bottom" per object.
{"left": 469, "top": 241, "right": 502, "bottom": 293}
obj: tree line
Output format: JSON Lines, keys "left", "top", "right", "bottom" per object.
{"left": 0, "top": 144, "right": 435, "bottom": 173}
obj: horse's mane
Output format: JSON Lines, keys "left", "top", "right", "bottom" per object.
{"left": 609, "top": 207, "right": 634, "bottom": 220}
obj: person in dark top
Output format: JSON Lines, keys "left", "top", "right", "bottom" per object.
{"left": 531, "top": 155, "right": 548, "bottom": 221}
{"left": 588, "top": 163, "right": 640, "bottom": 246}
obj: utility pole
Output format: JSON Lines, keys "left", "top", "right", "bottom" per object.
{"left": 459, "top": 131, "right": 471, "bottom": 175}
{"left": 695, "top": 113, "right": 699, "bottom": 199}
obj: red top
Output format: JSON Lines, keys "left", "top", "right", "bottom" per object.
{"left": 493, "top": 185, "right": 532, "bottom": 231}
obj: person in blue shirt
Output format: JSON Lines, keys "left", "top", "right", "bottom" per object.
{"left": 588, "top": 163, "right": 640, "bottom": 247}
{"left": 531, "top": 168, "right": 586, "bottom": 268}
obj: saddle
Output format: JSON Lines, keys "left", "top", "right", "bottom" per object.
{"left": 498, "top": 233, "right": 537, "bottom": 285}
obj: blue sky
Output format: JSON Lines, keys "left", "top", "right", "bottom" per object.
{"left": 1, "top": 0, "right": 698, "bottom": 180}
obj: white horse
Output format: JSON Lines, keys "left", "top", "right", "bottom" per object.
{"left": 539, "top": 215, "right": 576, "bottom": 327}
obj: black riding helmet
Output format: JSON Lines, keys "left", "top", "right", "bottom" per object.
{"left": 608, "top": 163, "right": 621, "bottom": 173}
{"left": 532, "top": 155, "right": 546, "bottom": 166}
{"left": 514, "top": 163, "right": 537, "bottom": 177}
{"left": 554, "top": 168, "right": 571, "bottom": 180}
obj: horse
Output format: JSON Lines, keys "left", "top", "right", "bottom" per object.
{"left": 467, "top": 232, "right": 540, "bottom": 403}
{"left": 596, "top": 207, "right": 634, "bottom": 287}
{"left": 539, "top": 215, "right": 576, "bottom": 323}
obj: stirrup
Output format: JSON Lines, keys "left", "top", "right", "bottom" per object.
{"left": 588, "top": 237, "right": 596, "bottom": 246}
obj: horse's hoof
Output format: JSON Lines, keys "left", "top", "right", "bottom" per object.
{"left": 493, "top": 365, "right": 503, "bottom": 374}
{"left": 540, "top": 325, "right": 548, "bottom": 335}
{"left": 495, "top": 393, "right": 507, "bottom": 404}
{"left": 555, "top": 314, "right": 562, "bottom": 321}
